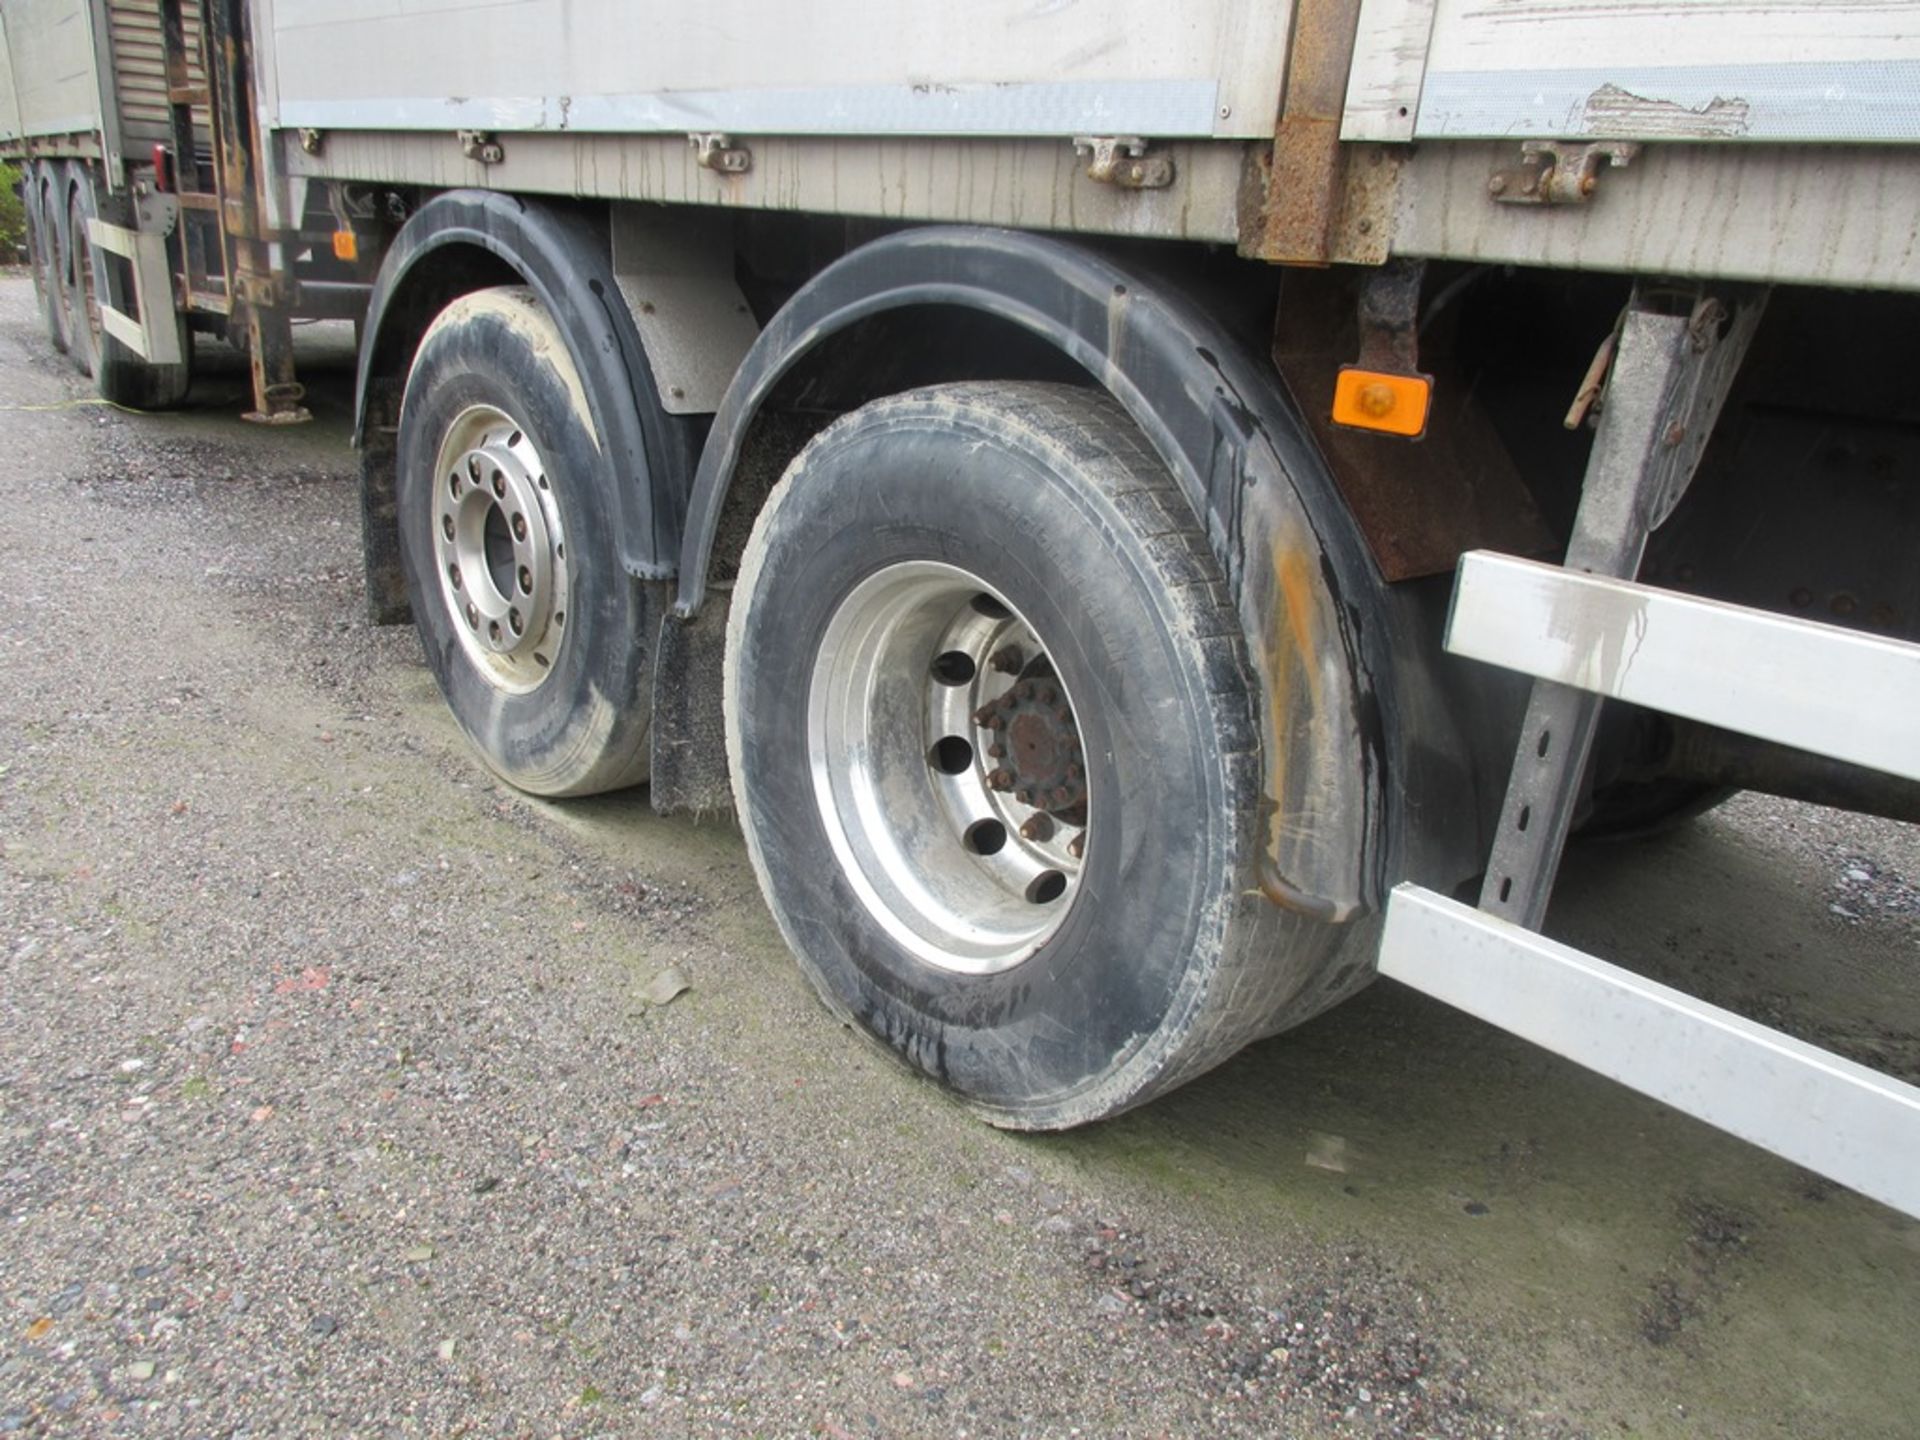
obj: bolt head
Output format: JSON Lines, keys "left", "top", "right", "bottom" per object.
{"left": 1067, "top": 833, "right": 1085, "bottom": 860}
{"left": 1020, "top": 814, "right": 1054, "bottom": 842}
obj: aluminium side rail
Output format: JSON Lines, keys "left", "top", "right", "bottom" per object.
{"left": 1377, "top": 285, "right": 1920, "bottom": 1220}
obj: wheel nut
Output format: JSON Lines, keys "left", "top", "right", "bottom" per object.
{"left": 517, "top": 565, "right": 533, "bottom": 594}
{"left": 987, "top": 742, "right": 1006, "bottom": 759}
{"left": 1051, "top": 786, "right": 1072, "bottom": 806}
{"left": 508, "top": 607, "right": 523, "bottom": 635}
{"left": 989, "top": 646, "right": 1024, "bottom": 674}
{"left": 1067, "top": 832, "right": 1085, "bottom": 860}
{"left": 1020, "top": 814, "right": 1054, "bottom": 842}
{"left": 987, "top": 768, "right": 1016, "bottom": 791}
{"left": 1065, "top": 762, "right": 1082, "bottom": 781}
{"left": 511, "top": 513, "right": 528, "bottom": 541}
{"left": 491, "top": 471, "right": 506, "bottom": 498}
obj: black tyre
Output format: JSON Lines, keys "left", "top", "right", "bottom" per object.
{"left": 727, "top": 382, "right": 1310, "bottom": 1129}
{"left": 66, "top": 164, "right": 193, "bottom": 408}
{"left": 29, "top": 161, "right": 70, "bottom": 354}
{"left": 397, "top": 286, "right": 654, "bottom": 796}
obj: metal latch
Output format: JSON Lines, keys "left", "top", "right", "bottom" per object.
{"left": 1489, "top": 140, "right": 1638, "bottom": 206}
{"left": 1073, "top": 135, "right": 1174, "bottom": 190}
{"left": 689, "top": 132, "right": 752, "bottom": 174}
{"left": 458, "top": 130, "right": 505, "bottom": 165}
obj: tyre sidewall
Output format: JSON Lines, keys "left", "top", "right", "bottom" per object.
{"left": 34, "top": 163, "right": 71, "bottom": 353}
{"left": 731, "top": 401, "right": 1252, "bottom": 1119}
{"left": 65, "top": 169, "right": 100, "bottom": 378}
{"left": 397, "top": 291, "right": 652, "bottom": 795}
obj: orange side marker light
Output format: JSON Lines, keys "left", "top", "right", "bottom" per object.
{"left": 332, "top": 229, "right": 359, "bottom": 263}
{"left": 1331, "top": 366, "right": 1432, "bottom": 440}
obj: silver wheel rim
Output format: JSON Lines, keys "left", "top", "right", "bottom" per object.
{"left": 429, "top": 404, "right": 569, "bottom": 693}
{"left": 808, "top": 562, "right": 1089, "bottom": 975}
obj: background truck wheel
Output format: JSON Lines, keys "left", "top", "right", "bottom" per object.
{"left": 726, "top": 382, "right": 1305, "bottom": 1130}
{"left": 396, "top": 286, "right": 654, "bottom": 797}
{"left": 65, "top": 164, "right": 193, "bottom": 409}
{"left": 29, "top": 161, "right": 70, "bottom": 354}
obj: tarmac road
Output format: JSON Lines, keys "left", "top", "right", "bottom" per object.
{"left": 1, "top": 273, "right": 1916, "bottom": 1439}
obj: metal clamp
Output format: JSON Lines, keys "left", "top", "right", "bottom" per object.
{"left": 1072, "top": 135, "right": 1174, "bottom": 190}
{"left": 458, "top": 130, "right": 505, "bottom": 165}
{"left": 689, "top": 132, "right": 752, "bottom": 174}
{"left": 1489, "top": 140, "right": 1639, "bottom": 206}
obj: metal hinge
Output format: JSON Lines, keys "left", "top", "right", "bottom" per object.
{"left": 689, "top": 132, "right": 752, "bottom": 174}
{"left": 458, "top": 130, "right": 505, "bottom": 165}
{"left": 1073, "top": 135, "right": 1175, "bottom": 190}
{"left": 1489, "top": 140, "right": 1639, "bottom": 206}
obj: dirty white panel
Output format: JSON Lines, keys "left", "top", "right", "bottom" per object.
{"left": 1416, "top": 0, "right": 1920, "bottom": 143}
{"left": 267, "top": 0, "right": 1293, "bottom": 139}
{"left": 1391, "top": 139, "right": 1920, "bottom": 292}
{"left": 1342, "top": 0, "right": 1437, "bottom": 143}
{"left": 0, "top": 13, "right": 18, "bottom": 140}
{"left": 0, "top": 0, "right": 104, "bottom": 137}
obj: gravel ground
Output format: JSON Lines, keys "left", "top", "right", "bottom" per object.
{"left": 0, "top": 274, "right": 1915, "bottom": 1439}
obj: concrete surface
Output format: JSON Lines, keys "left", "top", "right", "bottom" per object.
{"left": 0, "top": 274, "right": 1915, "bottom": 1438}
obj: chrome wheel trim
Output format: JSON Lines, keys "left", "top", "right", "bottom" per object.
{"left": 807, "top": 561, "right": 1089, "bottom": 976}
{"left": 429, "top": 404, "right": 569, "bottom": 693}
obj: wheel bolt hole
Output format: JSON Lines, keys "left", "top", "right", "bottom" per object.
{"left": 441, "top": 514, "right": 455, "bottom": 542}
{"left": 464, "top": 603, "right": 478, "bottom": 629}
{"left": 508, "top": 608, "right": 523, "bottom": 636}
{"left": 491, "top": 470, "right": 506, "bottom": 498}
{"left": 930, "top": 650, "right": 977, "bottom": 686}
{"left": 488, "top": 620, "right": 503, "bottom": 643}
{"left": 466, "top": 456, "right": 480, "bottom": 482}
{"left": 507, "top": 429, "right": 523, "bottom": 447}
{"left": 964, "top": 819, "right": 1007, "bottom": 856}
{"left": 554, "top": 609, "right": 565, "bottom": 628}
{"left": 448, "top": 473, "right": 462, "bottom": 499}
{"left": 537, "top": 474, "right": 549, "bottom": 490}
{"left": 969, "top": 593, "right": 1010, "bottom": 619}
{"left": 447, "top": 563, "right": 462, "bottom": 590}
{"left": 928, "top": 736, "right": 974, "bottom": 775}
{"left": 517, "top": 565, "right": 533, "bottom": 595}
{"left": 511, "top": 512, "right": 527, "bottom": 541}
{"left": 1026, "top": 870, "right": 1068, "bottom": 905}
{"left": 534, "top": 652, "right": 550, "bottom": 668}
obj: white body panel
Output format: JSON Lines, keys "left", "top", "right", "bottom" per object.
{"left": 0, "top": 0, "right": 102, "bottom": 140}
{"left": 266, "top": 0, "right": 1293, "bottom": 140}
{"left": 1347, "top": 0, "right": 1920, "bottom": 144}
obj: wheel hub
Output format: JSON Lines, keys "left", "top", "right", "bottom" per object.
{"left": 808, "top": 562, "right": 1091, "bottom": 975}
{"left": 430, "top": 406, "right": 569, "bottom": 692}
{"left": 977, "top": 677, "right": 1087, "bottom": 823}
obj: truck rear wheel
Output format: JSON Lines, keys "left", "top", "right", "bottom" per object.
{"left": 396, "top": 286, "right": 654, "bottom": 796}
{"left": 727, "top": 382, "right": 1298, "bottom": 1129}
{"left": 66, "top": 165, "right": 193, "bottom": 408}
{"left": 28, "top": 162, "right": 70, "bottom": 355}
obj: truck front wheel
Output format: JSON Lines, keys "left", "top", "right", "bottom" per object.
{"left": 727, "top": 382, "right": 1303, "bottom": 1129}
{"left": 396, "top": 286, "right": 654, "bottom": 796}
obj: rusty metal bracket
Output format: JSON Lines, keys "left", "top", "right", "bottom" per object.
{"left": 1489, "top": 140, "right": 1639, "bottom": 206}
{"left": 1072, "top": 136, "right": 1174, "bottom": 190}
{"left": 458, "top": 130, "right": 505, "bottom": 165}
{"left": 689, "top": 132, "right": 751, "bottom": 174}
{"left": 232, "top": 270, "right": 296, "bottom": 309}
{"left": 1353, "top": 259, "right": 1425, "bottom": 374}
